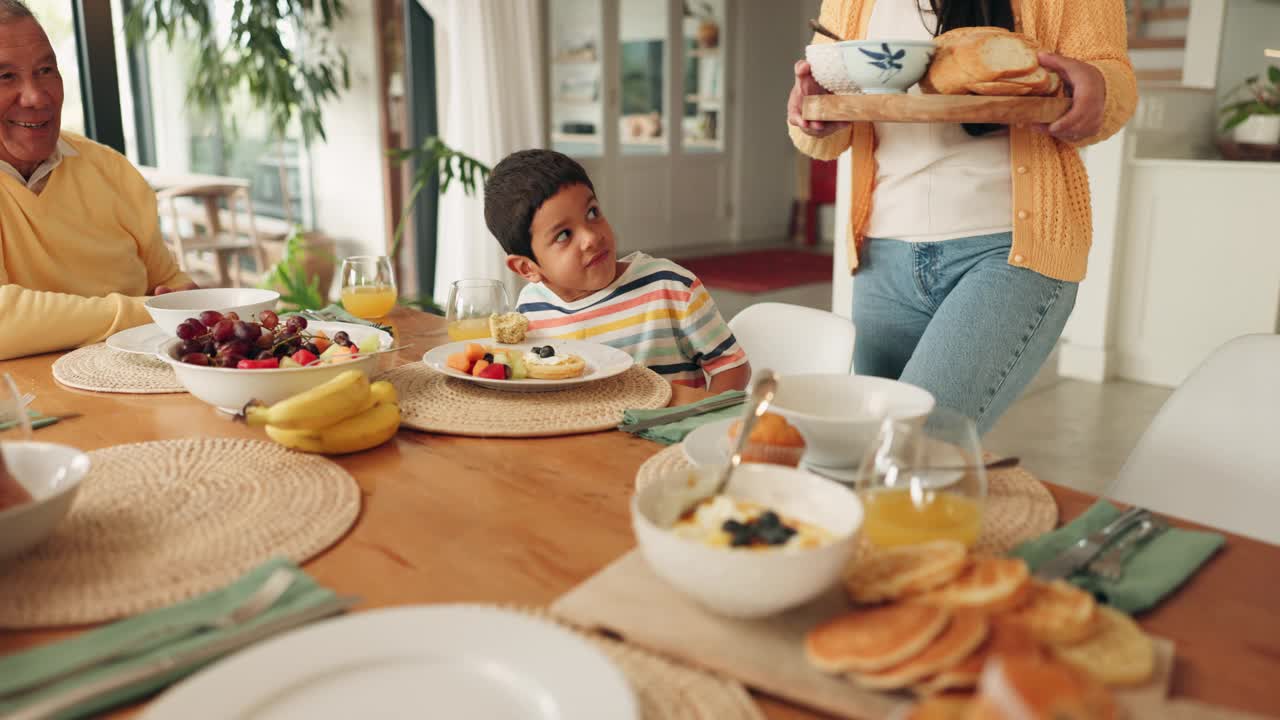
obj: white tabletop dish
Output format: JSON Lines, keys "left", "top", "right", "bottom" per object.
{"left": 423, "top": 339, "right": 634, "bottom": 392}
{"left": 106, "top": 324, "right": 170, "bottom": 355}
{"left": 155, "top": 321, "right": 392, "bottom": 413}
{"left": 681, "top": 418, "right": 861, "bottom": 484}
{"left": 0, "top": 441, "right": 91, "bottom": 562}
{"left": 141, "top": 605, "right": 638, "bottom": 720}
{"left": 144, "top": 288, "right": 279, "bottom": 336}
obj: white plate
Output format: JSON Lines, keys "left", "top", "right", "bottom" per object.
{"left": 423, "top": 339, "right": 634, "bottom": 393}
{"left": 142, "top": 605, "right": 638, "bottom": 720}
{"left": 682, "top": 417, "right": 861, "bottom": 484}
{"left": 106, "top": 324, "right": 170, "bottom": 355}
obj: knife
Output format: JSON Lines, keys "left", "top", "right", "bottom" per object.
{"left": 619, "top": 394, "right": 746, "bottom": 433}
{"left": 8, "top": 595, "right": 360, "bottom": 720}
{"left": 1033, "top": 507, "right": 1151, "bottom": 581}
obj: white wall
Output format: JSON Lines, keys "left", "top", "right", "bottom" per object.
{"left": 730, "top": 0, "right": 819, "bottom": 246}
{"left": 620, "top": 0, "right": 667, "bottom": 41}
{"left": 309, "top": 2, "right": 391, "bottom": 268}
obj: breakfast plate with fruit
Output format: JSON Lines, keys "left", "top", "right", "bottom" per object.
{"left": 423, "top": 339, "right": 634, "bottom": 392}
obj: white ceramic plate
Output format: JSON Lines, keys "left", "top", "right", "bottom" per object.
{"left": 423, "top": 339, "right": 634, "bottom": 393}
{"left": 106, "top": 324, "right": 170, "bottom": 355}
{"left": 142, "top": 606, "right": 638, "bottom": 720}
{"left": 681, "top": 417, "right": 861, "bottom": 484}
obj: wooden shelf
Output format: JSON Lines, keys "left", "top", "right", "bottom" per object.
{"left": 1132, "top": 7, "right": 1190, "bottom": 21}
{"left": 554, "top": 97, "right": 599, "bottom": 106}
{"left": 803, "top": 94, "right": 1070, "bottom": 125}
{"left": 1266, "top": 49, "right": 1280, "bottom": 59}
{"left": 552, "top": 131, "right": 601, "bottom": 143}
{"left": 553, "top": 56, "right": 599, "bottom": 66}
{"left": 1217, "top": 139, "right": 1280, "bottom": 163}
{"left": 685, "top": 94, "right": 722, "bottom": 104}
{"left": 687, "top": 47, "right": 720, "bottom": 58}
{"left": 1128, "top": 36, "right": 1186, "bottom": 50}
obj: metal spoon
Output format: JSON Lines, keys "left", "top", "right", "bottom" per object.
{"left": 808, "top": 19, "right": 843, "bottom": 42}
{"left": 654, "top": 370, "right": 779, "bottom": 528}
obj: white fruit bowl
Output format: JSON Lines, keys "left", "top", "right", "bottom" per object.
{"left": 770, "top": 374, "right": 935, "bottom": 470}
{"left": 633, "top": 463, "right": 863, "bottom": 618}
{"left": 0, "top": 441, "right": 91, "bottom": 563}
{"left": 144, "top": 288, "right": 280, "bottom": 336}
{"left": 155, "top": 321, "right": 393, "bottom": 413}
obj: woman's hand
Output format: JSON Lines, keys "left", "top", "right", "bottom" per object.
{"left": 787, "top": 60, "right": 851, "bottom": 138}
{"left": 1036, "top": 52, "right": 1106, "bottom": 143}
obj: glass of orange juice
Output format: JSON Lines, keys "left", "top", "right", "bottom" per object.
{"left": 445, "top": 279, "right": 510, "bottom": 341}
{"left": 855, "top": 407, "right": 987, "bottom": 548}
{"left": 340, "top": 256, "right": 398, "bottom": 321}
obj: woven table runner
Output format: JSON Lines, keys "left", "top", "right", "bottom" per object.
{"left": 383, "top": 364, "right": 672, "bottom": 438}
{"left": 52, "top": 343, "right": 185, "bottom": 394}
{"left": 634, "top": 444, "right": 1057, "bottom": 555}
{"left": 0, "top": 439, "right": 361, "bottom": 628}
{"left": 516, "top": 606, "right": 764, "bottom": 720}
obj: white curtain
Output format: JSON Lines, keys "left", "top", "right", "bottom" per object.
{"left": 416, "top": 0, "right": 545, "bottom": 307}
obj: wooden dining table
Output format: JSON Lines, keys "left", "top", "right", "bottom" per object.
{"left": 2, "top": 308, "right": 1278, "bottom": 719}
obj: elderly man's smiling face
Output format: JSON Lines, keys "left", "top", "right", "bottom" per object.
{"left": 0, "top": 16, "right": 62, "bottom": 178}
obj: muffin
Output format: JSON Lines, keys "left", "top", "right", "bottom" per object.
{"left": 728, "top": 412, "right": 806, "bottom": 467}
{"left": 488, "top": 312, "right": 529, "bottom": 343}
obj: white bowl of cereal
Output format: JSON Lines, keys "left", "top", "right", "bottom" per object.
{"left": 632, "top": 463, "right": 863, "bottom": 618}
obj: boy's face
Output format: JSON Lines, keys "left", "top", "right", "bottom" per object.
{"left": 507, "top": 183, "right": 619, "bottom": 302}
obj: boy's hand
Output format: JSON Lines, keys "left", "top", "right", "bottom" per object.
{"left": 708, "top": 363, "right": 752, "bottom": 393}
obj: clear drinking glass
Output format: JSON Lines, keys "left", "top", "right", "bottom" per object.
{"left": 445, "top": 279, "right": 511, "bottom": 342}
{"left": 339, "top": 256, "right": 398, "bottom": 322}
{"left": 0, "top": 373, "right": 32, "bottom": 442}
{"left": 855, "top": 406, "right": 988, "bottom": 549}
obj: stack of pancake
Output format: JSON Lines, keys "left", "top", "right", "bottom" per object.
{"left": 805, "top": 541, "right": 1156, "bottom": 718}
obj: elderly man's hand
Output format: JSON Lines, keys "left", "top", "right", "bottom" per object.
{"left": 153, "top": 282, "right": 199, "bottom": 296}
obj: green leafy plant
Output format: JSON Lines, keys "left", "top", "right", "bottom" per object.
{"left": 1220, "top": 66, "right": 1280, "bottom": 132}
{"left": 263, "top": 227, "right": 332, "bottom": 311}
{"left": 388, "top": 136, "right": 492, "bottom": 258}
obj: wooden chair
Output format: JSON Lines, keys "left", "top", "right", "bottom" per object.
{"left": 157, "top": 183, "right": 268, "bottom": 288}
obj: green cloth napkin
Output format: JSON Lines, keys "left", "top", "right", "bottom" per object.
{"left": 619, "top": 390, "right": 746, "bottom": 445}
{"left": 1011, "top": 500, "right": 1225, "bottom": 613}
{"left": 0, "top": 557, "right": 338, "bottom": 719}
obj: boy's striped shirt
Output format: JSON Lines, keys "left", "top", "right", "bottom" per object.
{"left": 517, "top": 252, "right": 747, "bottom": 388}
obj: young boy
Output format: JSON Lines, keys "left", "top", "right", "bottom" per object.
{"left": 484, "top": 149, "right": 750, "bottom": 391}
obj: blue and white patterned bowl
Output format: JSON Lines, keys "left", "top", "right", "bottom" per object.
{"left": 839, "top": 39, "right": 936, "bottom": 94}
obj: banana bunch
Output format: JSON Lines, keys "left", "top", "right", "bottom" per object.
{"left": 245, "top": 370, "right": 401, "bottom": 455}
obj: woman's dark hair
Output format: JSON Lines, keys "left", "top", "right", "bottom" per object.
{"left": 920, "top": 0, "right": 1017, "bottom": 137}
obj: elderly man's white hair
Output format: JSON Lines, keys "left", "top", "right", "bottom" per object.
{"left": 0, "top": 0, "right": 33, "bottom": 23}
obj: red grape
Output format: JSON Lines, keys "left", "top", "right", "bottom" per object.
{"left": 211, "top": 319, "right": 236, "bottom": 343}
{"left": 258, "top": 310, "right": 279, "bottom": 329}
{"left": 199, "top": 311, "right": 223, "bottom": 328}
{"left": 181, "top": 353, "right": 210, "bottom": 366}
{"left": 225, "top": 311, "right": 241, "bottom": 322}
{"left": 219, "top": 340, "right": 252, "bottom": 358}
{"left": 175, "top": 322, "right": 199, "bottom": 341}
{"left": 178, "top": 340, "right": 202, "bottom": 356}
{"left": 233, "top": 321, "right": 262, "bottom": 342}
{"left": 333, "top": 331, "right": 351, "bottom": 347}
{"left": 256, "top": 333, "right": 275, "bottom": 349}
{"left": 285, "top": 315, "right": 307, "bottom": 332}
{"left": 185, "top": 316, "right": 205, "bottom": 329}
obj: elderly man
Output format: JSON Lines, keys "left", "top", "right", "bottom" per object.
{"left": 0, "top": 0, "right": 195, "bottom": 361}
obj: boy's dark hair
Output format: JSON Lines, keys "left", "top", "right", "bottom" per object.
{"left": 484, "top": 149, "right": 595, "bottom": 261}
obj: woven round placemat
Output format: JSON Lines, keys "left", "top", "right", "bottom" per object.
{"left": 52, "top": 343, "right": 185, "bottom": 394}
{"left": 0, "top": 438, "right": 361, "bottom": 628}
{"left": 635, "top": 445, "right": 1057, "bottom": 555}
{"left": 383, "top": 363, "right": 672, "bottom": 438}
{"left": 516, "top": 606, "right": 765, "bottom": 720}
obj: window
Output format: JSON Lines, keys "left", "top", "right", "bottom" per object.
{"left": 26, "top": 0, "right": 84, "bottom": 136}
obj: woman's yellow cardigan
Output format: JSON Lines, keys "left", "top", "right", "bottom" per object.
{"left": 790, "top": 0, "right": 1138, "bottom": 282}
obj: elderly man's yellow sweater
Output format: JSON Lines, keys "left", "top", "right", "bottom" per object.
{"left": 0, "top": 133, "right": 190, "bottom": 360}
{"left": 791, "top": 0, "right": 1138, "bottom": 282}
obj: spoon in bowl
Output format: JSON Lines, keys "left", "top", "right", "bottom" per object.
{"left": 653, "top": 370, "right": 779, "bottom": 528}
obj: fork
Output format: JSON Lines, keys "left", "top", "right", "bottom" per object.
{"left": 0, "top": 568, "right": 297, "bottom": 700}
{"left": 1088, "top": 517, "right": 1169, "bottom": 581}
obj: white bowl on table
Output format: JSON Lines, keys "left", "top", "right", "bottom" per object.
{"left": 0, "top": 442, "right": 91, "bottom": 562}
{"left": 770, "top": 374, "right": 935, "bottom": 470}
{"left": 839, "top": 39, "right": 936, "bottom": 94}
{"left": 144, "top": 288, "right": 280, "bottom": 336}
{"left": 632, "top": 463, "right": 863, "bottom": 618}
{"left": 155, "top": 321, "right": 393, "bottom": 414}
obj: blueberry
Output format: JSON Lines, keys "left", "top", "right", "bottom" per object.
{"left": 730, "top": 530, "right": 755, "bottom": 547}
{"left": 483, "top": 353, "right": 494, "bottom": 362}
{"left": 539, "top": 345, "right": 555, "bottom": 358}
{"left": 722, "top": 519, "right": 746, "bottom": 533}
{"left": 757, "top": 511, "right": 782, "bottom": 528}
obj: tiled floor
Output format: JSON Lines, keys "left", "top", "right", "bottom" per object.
{"left": 985, "top": 379, "right": 1173, "bottom": 496}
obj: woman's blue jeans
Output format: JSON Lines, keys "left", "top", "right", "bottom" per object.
{"left": 852, "top": 232, "right": 1078, "bottom": 435}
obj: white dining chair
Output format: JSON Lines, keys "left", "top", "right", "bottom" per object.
{"left": 1105, "top": 334, "right": 1280, "bottom": 545}
{"left": 728, "top": 302, "right": 856, "bottom": 379}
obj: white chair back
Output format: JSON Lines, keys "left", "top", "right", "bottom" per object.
{"left": 1106, "top": 334, "right": 1280, "bottom": 545}
{"left": 728, "top": 302, "right": 855, "bottom": 380}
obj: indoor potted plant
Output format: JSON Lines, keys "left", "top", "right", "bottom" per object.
{"left": 1220, "top": 66, "right": 1280, "bottom": 145}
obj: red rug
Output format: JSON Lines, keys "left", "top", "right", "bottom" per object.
{"left": 678, "top": 249, "right": 833, "bottom": 294}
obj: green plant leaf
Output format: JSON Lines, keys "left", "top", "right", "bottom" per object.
{"left": 1270, "top": 65, "right": 1280, "bottom": 86}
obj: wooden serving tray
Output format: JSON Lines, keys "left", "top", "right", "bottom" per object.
{"left": 552, "top": 550, "right": 1176, "bottom": 720}
{"left": 804, "top": 94, "right": 1071, "bottom": 124}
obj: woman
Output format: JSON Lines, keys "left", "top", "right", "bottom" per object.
{"left": 787, "top": 0, "right": 1136, "bottom": 434}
